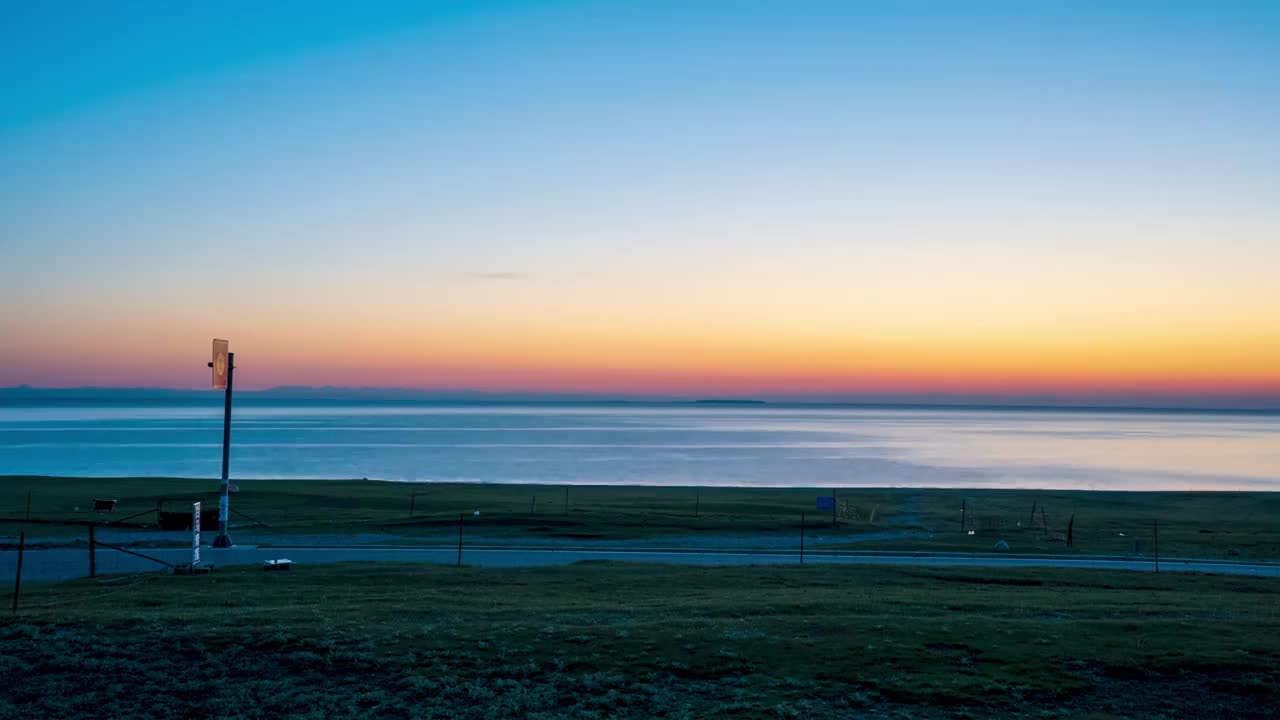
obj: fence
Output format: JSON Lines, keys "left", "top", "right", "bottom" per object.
{"left": 6, "top": 484, "right": 1232, "bottom": 605}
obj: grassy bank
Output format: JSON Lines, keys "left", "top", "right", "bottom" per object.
{"left": 3, "top": 562, "right": 1278, "bottom": 719}
{"left": 3, "top": 476, "right": 1280, "bottom": 560}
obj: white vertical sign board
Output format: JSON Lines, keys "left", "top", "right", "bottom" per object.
{"left": 192, "top": 501, "right": 201, "bottom": 566}
{"left": 212, "top": 340, "right": 229, "bottom": 389}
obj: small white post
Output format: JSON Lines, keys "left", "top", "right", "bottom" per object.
{"left": 192, "top": 501, "right": 201, "bottom": 567}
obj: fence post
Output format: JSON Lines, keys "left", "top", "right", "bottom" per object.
{"left": 456, "top": 513, "right": 464, "bottom": 567}
{"left": 695, "top": 489, "right": 700, "bottom": 519}
{"left": 11, "top": 531, "right": 24, "bottom": 614}
{"left": 800, "top": 513, "right": 806, "bottom": 565}
{"left": 564, "top": 487, "right": 569, "bottom": 516}
{"left": 960, "top": 499, "right": 966, "bottom": 532}
{"left": 25, "top": 490, "right": 31, "bottom": 521}
{"left": 1153, "top": 520, "right": 1159, "bottom": 573}
{"left": 1028, "top": 501, "right": 1037, "bottom": 529}
{"left": 409, "top": 491, "right": 416, "bottom": 518}
{"left": 89, "top": 524, "right": 96, "bottom": 578}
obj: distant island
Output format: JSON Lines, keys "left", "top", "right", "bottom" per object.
{"left": 2, "top": 386, "right": 1278, "bottom": 412}
{"left": 693, "top": 399, "right": 767, "bottom": 405}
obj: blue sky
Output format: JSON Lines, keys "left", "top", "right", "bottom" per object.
{"left": 2, "top": 1, "right": 1279, "bottom": 396}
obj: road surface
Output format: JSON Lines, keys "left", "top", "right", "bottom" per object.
{"left": 3, "top": 544, "right": 1279, "bottom": 583}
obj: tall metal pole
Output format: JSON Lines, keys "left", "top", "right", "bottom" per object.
{"left": 213, "top": 352, "right": 234, "bottom": 548}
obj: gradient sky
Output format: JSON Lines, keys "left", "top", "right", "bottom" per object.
{"left": 3, "top": 1, "right": 1279, "bottom": 398}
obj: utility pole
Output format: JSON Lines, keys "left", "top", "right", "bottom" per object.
{"left": 208, "top": 340, "right": 234, "bottom": 548}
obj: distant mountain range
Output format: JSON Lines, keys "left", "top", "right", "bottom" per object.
{"left": 1, "top": 384, "right": 1278, "bottom": 412}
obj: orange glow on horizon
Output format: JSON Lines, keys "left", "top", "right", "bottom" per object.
{"left": 6, "top": 325, "right": 1278, "bottom": 398}
{"left": 5, "top": 234, "right": 1279, "bottom": 399}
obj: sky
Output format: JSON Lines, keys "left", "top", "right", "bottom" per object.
{"left": 2, "top": 1, "right": 1279, "bottom": 402}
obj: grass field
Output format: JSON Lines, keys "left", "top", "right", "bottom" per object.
{"left": 4, "top": 476, "right": 1280, "bottom": 560}
{"left": 2, "top": 562, "right": 1277, "bottom": 719}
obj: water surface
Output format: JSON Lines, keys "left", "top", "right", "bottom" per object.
{"left": 1, "top": 404, "right": 1277, "bottom": 490}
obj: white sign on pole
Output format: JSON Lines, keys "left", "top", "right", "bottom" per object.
{"left": 212, "top": 339, "right": 229, "bottom": 390}
{"left": 192, "top": 501, "right": 201, "bottom": 566}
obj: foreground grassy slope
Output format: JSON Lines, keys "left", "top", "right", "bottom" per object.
{"left": 4, "top": 476, "right": 1279, "bottom": 559}
{"left": 3, "top": 562, "right": 1278, "bottom": 719}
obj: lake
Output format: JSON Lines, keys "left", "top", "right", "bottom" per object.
{"left": 1, "top": 404, "right": 1278, "bottom": 490}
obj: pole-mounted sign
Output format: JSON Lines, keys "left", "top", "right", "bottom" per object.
{"left": 212, "top": 339, "right": 229, "bottom": 390}
{"left": 208, "top": 339, "right": 235, "bottom": 548}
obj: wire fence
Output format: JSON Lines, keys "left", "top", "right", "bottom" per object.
{"left": 5, "top": 484, "right": 1275, "bottom": 617}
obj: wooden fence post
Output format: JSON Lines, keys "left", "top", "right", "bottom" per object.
{"left": 800, "top": 513, "right": 806, "bottom": 565}
{"left": 1153, "top": 520, "right": 1159, "bottom": 573}
{"left": 11, "top": 531, "right": 24, "bottom": 614}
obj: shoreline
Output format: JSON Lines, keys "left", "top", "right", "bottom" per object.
{"left": 5, "top": 474, "right": 1280, "bottom": 493}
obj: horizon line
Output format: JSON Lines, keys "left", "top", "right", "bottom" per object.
{"left": 3, "top": 384, "right": 1279, "bottom": 413}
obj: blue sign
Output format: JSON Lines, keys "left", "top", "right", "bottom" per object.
{"left": 816, "top": 496, "right": 836, "bottom": 512}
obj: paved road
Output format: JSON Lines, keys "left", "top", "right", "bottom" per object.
{"left": 3, "top": 544, "right": 1279, "bottom": 583}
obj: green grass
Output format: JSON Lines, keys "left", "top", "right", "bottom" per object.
{"left": 3, "top": 562, "right": 1278, "bottom": 718}
{"left": 1, "top": 476, "right": 906, "bottom": 542}
{"left": 4, "top": 476, "right": 1280, "bottom": 561}
{"left": 898, "top": 488, "right": 1280, "bottom": 560}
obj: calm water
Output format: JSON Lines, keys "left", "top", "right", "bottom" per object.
{"left": 1, "top": 404, "right": 1278, "bottom": 490}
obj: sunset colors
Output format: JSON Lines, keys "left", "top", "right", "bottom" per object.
{"left": 4, "top": 2, "right": 1279, "bottom": 404}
